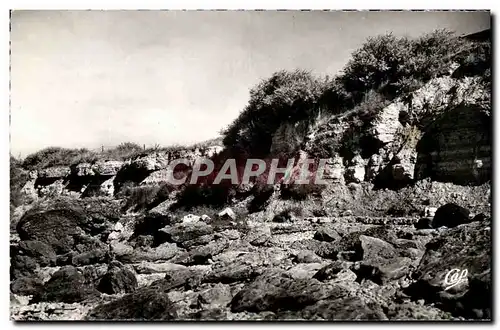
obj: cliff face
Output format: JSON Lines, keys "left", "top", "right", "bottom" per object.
{"left": 304, "top": 74, "right": 491, "bottom": 188}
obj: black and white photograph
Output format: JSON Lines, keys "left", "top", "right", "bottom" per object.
{"left": 9, "top": 9, "right": 492, "bottom": 321}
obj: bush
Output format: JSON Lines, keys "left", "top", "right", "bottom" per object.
{"left": 222, "top": 69, "right": 329, "bottom": 156}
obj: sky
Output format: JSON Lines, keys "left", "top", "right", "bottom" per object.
{"left": 10, "top": 10, "right": 490, "bottom": 157}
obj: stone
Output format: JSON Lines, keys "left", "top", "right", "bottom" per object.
{"left": 72, "top": 248, "right": 109, "bottom": 266}
{"left": 158, "top": 222, "right": 214, "bottom": 245}
{"left": 17, "top": 240, "right": 57, "bottom": 267}
{"left": 424, "top": 207, "right": 438, "bottom": 218}
{"left": 287, "top": 263, "right": 327, "bottom": 280}
{"left": 182, "top": 214, "right": 201, "bottom": 224}
{"left": 415, "top": 218, "right": 433, "bottom": 230}
{"left": 198, "top": 283, "right": 232, "bottom": 308}
{"left": 201, "top": 214, "right": 212, "bottom": 222}
{"left": 99, "top": 176, "right": 115, "bottom": 196}
{"left": 293, "top": 250, "right": 323, "bottom": 264}
{"left": 92, "top": 161, "right": 124, "bottom": 176}
{"left": 10, "top": 276, "right": 44, "bottom": 296}
{"left": 432, "top": 203, "right": 470, "bottom": 228}
{"left": 16, "top": 207, "right": 110, "bottom": 254}
{"left": 313, "top": 261, "right": 346, "bottom": 281}
{"left": 218, "top": 208, "right": 236, "bottom": 221}
{"left": 356, "top": 235, "right": 411, "bottom": 284}
{"left": 301, "top": 296, "right": 387, "bottom": 320}
{"left": 313, "top": 226, "right": 341, "bottom": 243}
{"left": 134, "top": 261, "right": 187, "bottom": 274}
{"left": 245, "top": 225, "right": 271, "bottom": 246}
{"left": 97, "top": 261, "right": 138, "bottom": 294}
{"left": 406, "top": 221, "right": 491, "bottom": 319}
{"left": 231, "top": 271, "right": 348, "bottom": 313}
{"left": 86, "top": 286, "right": 177, "bottom": 320}
{"left": 290, "top": 240, "right": 338, "bottom": 259}
{"left": 110, "top": 241, "right": 134, "bottom": 258}
{"left": 120, "top": 243, "right": 180, "bottom": 263}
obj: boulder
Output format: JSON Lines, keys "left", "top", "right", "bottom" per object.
{"left": 16, "top": 240, "right": 56, "bottom": 268}
{"left": 32, "top": 266, "right": 98, "bottom": 303}
{"left": 38, "top": 166, "right": 71, "bottom": 179}
{"left": 301, "top": 296, "right": 387, "bottom": 320}
{"left": 313, "top": 227, "right": 341, "bottom": 243}
{"left": 355, "top": 235, "right": 412, "bottom": 284}
{"left": 10, "top": 276, "right": 44, "bottom": 296}
{"left": 218, "top": 208, "right": 236, "bottom": 221}
{"left": 16, "top": 206, "right": 115, "bottom": 254}
{"left": 424, "top": 207, "right": 438, "bottom": 218}
{"left": 158, "top": 222, "right": 214, "bottom": 245}
{"left": 245, "top": 225, "right": 271, "bottom": 246}
{"left": 432, "top": 203, "right": 470, "bottom": 228}
{"left": 140, "top": 169, "right": 171, "bottom": 185}
{"left": 92, "top": 161, "right": 124, "bottom": 176}
{"left": 415, "top": 218, "right": 433, "bottom": 230}
{"left": 131, "top": 154, "right": 169, "bottom": 172}
{"left": 97, "top": 261, "right": 138, "bottom": 294}
{"left": 74, "top": 163, "right": 95, "bottom": 176}
{"left": 197, "top": 283, "right": 232, "bottom": 309}
{"left": 293, "top": 250, "right": 323, "bottom": 264}
{"left": 86, "top": 284, "right": 177, "bottom": 320}
{"left": 181, "top": 214, "right": 201, "bottom": 224}
{"left": 99, "top": 176, "right": 115, "bottom": 196}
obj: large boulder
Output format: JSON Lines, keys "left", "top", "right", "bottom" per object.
{"left": 131, "top": 153, "right": 169, "bottom": 172}
{"left": 432, "top": 203, "right": 470, "bottom": 228}
{"left": 301, "top": 296, "right": 387, "bottom": 320}
{"left": 32, "top": 266, "right": 98, "bottom": 303}
{"left": 97, "top": 261, "right": 138, "bottom": 294}
{"left": 231, "top": 270, "right": 349, "bottom": 313}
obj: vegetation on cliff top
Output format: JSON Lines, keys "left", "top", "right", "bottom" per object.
{"left": 222, "top": 29, "right": 490, "bottom": 158}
